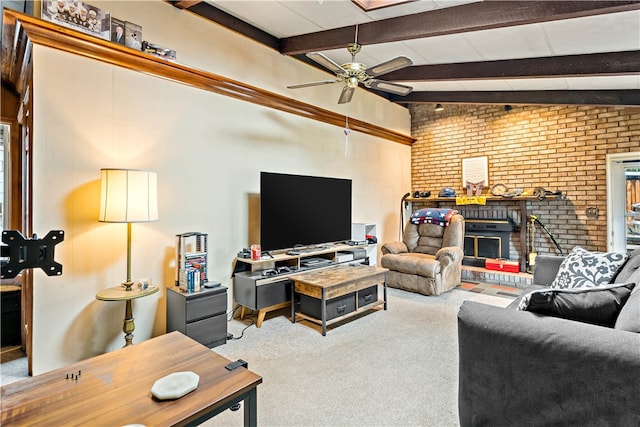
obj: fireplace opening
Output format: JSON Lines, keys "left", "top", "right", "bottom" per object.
{"left": 463, "top": 218, "right": 515, "bottom": 267}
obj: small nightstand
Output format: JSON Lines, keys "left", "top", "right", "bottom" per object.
{"left": 166, "top": 285, "right": 227, "bottom": 348}
{"left": 96, "top": 285, "right": 159, "bottom": 346}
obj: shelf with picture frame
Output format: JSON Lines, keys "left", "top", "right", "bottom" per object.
{"left": 3, "top": 8, "right": 414, "bottom": 146}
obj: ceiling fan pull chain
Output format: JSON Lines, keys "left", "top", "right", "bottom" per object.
{"left": 344, "top": 107, "right": 351, "bottom": 158}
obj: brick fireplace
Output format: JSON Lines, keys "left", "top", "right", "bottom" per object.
{"left": 409, "top": 104, "right": 640, "bottom": 256}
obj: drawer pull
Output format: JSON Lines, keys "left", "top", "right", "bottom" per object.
{"left": 336, "top": 305, "right": 346, "bottom": 314}
{"left": 363, "top": 294, "right": 373, "bottom": 302}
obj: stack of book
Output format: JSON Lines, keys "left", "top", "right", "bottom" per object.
{"left": 179, "top": 267, "right": 201, "bottom": 293}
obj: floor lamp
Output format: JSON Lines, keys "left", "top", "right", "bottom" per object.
{"left": 98, "top": 168, "right": 159, "bottom": 346}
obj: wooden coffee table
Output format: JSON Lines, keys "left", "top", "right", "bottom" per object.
{"left": 0, "top": 332, "right": 262, "bottom": 426}
{"left": 291, "top": 264, "right": 387, "bottom": 335}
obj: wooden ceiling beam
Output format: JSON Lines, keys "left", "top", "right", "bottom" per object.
{"left": 280, "top": 1, "right": 640, "bottom": 55}
{"left": 391, "top": 90, "right": 640, "bottom": 107}
{"left": 381, "top": 51, "right": 640, "bottom": 81}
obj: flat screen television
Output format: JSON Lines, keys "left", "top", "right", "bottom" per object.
{"left": 260, "top": 172, "right": 352, "bottom": 252}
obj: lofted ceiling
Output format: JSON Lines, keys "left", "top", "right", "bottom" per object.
{"left": 168, "top": 0, "right": 640, "bottom": 106}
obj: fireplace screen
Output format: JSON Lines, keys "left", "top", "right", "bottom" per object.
{"left": 465, "top": 235, "right": 503, "bottom": 259}
{"left": 463, "top": 219, "right": 513, "bottom": 267}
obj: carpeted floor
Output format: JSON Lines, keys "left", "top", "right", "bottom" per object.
{"left": 205, "top": 287, "right": 514, "bottom": 427}
{"left": 0, "top": 285, "right": 518, "bottom": 426}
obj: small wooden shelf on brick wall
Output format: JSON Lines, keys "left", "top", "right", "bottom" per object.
{"left": 407, "top": 195, "right": 561, "bottom": 272}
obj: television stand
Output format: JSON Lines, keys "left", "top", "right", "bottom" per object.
{"left": 232, "top": 241, "right": 375, "bottom": 328}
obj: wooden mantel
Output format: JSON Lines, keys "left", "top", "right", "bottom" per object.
{"left": 1, "top": 9, "right": 415, "bottom": 146}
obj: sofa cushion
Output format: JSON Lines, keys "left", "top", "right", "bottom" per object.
{"left": 517, "top": 282, "right": 635, "bottom": 327}
{"left": 550, "top": 246, "right": 628, "bottom": 289}
{"left": 614, "top": 285, "right": 640, "bottom": 333}
{"left": 612, "top": 247, "right": 640, "bottom": 284}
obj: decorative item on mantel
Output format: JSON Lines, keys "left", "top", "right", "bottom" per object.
{"left": 456, "top": 195, "right": 486, "bottom": 205}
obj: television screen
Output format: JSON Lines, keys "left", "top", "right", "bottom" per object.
{"left": 260, "top": 172, "right": 352, "bottom": 252}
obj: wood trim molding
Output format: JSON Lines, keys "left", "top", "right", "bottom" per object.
{"left": 1, "top": 10, "right": 415, "bottom": 146}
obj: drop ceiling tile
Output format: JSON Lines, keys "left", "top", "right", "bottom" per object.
{"left": 508, "top": 78, "right": 570, "bottom": 90}
{"left": 565, "top": 75, "right": 640, "bottom": 90}
{"left": 461, "top": 23, "right": 554, "bottom": 60}
{"left": 542, "top": 10, "right": 640, "bottom": 55}
{"left": 408, "top": 81, "right": 475, "bottom": 91}
{"left": 455, "top": 79, "right": 517, "bottom": 91}
{"left": 281, "top": 1, "right": 372, "bottom": 31}
{"left": 212, "top": 1, "right": 323, "bottom": 37}
{"left": 402, "top": 33, "right": 483, "bottom": 64}
{"left": 407, "top": 76, "right": 640, "bottom": 92}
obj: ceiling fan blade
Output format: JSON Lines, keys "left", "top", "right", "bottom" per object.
{"left": 367, "top": 56, "right": 413, "bottom": 77}
{"left": 307, "top": 52, "right": 347, "bottom": 75}
{"left": 338, "top": 86, "right": 355, "bottom": 104}
{"left": 287, "top": 80, "right": 339, "bottom": 89}
{"left": 366, "top": 79, "right": 413, "bottom": 96}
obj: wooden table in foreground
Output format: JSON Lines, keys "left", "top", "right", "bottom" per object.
{"left": 292, "top": 264, "right": 388, "bottom": 335}
{"left": 0, "top": 331, "right": 262, "bottom": 427}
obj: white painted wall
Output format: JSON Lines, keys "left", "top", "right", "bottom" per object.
{"left": 29, "top": 1, "right": 411, "bottom": 373}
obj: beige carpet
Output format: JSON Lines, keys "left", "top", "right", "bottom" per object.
{"left": 206, "top": 287, "right": 513, "bottom": 427}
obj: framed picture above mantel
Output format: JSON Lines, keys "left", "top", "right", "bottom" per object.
{"left": 462, "top": 156, "right": 489, "bottom": 189}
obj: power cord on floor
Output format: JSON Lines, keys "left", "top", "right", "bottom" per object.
{"left": 230, "top": 320, "right": 255, "bottom": 340}
{"left": 225, "top": 305, "right": 255, "bottom": 341}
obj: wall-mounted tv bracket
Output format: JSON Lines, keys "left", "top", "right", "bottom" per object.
{"left": 1, "top": 230, "right": 65, "bottom": 279}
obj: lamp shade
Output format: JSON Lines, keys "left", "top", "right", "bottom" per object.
{"left": 99, "top": 169, "right": 158, "bottom": 223}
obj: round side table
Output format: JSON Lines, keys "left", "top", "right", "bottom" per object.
{"left": 96, "top": 285, "right": 159, "bottom": 346}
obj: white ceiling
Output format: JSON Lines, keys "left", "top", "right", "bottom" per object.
{"left": 207, "top": 0, "right": 640, "bottom": 95}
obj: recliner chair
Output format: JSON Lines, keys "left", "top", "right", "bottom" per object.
{"left": 380, "top": 214, "right": 464, "bottom": 296}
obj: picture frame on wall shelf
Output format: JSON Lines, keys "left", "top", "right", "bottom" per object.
{"left": 461, "top": 156, "right": 489, "bottom": 190}
{"left": 125, "top": 21, "right": 143, "bottom": 51}
{"left": 41, "top": 0, "right": 110, "bottom": 40}
{"left": 110, "top": 17, "right": 126, "bottom": 45}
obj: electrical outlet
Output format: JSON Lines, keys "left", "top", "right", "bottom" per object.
{"left": 586, "top": 207, "right": 599, "bottom": 219}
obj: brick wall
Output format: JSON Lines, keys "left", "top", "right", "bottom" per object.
{"left": 409, "top": 104, "right": 640, "bottom": 259}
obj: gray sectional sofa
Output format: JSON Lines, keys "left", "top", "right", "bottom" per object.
{"left": 457, "top": 248, "right": 640, "bottom": 426}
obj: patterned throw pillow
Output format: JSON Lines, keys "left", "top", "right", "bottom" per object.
{"left": 550, "top": 246, "right": 628, "bottom": 289}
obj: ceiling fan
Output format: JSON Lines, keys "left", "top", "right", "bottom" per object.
{"left": 287, "top": 30, "right": 413, "bottom": 104}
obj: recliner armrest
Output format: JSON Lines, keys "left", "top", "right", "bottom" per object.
{"left": 381, "top": 241, "right": 408, "bottom": 255}
{"left": 435, "top": 246, "right": 463, "bottom": 265}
